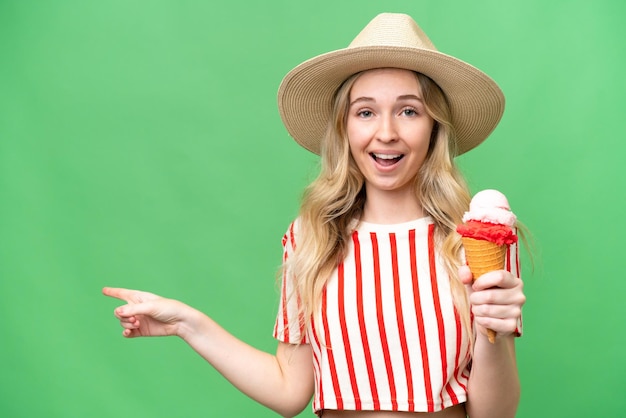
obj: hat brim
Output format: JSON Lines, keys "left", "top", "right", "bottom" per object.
{"left": 278, "top": 46, "right": 504, "bottom": 155}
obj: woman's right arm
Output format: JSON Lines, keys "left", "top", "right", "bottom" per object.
{"left": 102, "top": 287, "right": 314, "bottom": 417}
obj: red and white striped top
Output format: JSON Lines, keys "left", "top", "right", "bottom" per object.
{"left": 273, "top": 217, "right": 520, "bottom": 414}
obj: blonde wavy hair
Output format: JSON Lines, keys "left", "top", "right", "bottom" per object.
{"left": 287, "top": 69, "right": 473, "bottom": 340}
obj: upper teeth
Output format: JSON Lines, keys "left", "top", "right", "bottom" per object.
{"left": 373, "top": 153, "right": 402, "bottom": 159}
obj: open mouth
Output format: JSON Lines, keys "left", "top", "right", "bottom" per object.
{"left": 370, "top": 152, "right": 404, "bottom": 167}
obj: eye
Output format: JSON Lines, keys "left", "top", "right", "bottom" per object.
{"left": 401, "top": 107, "right": 418, "bottom": 117}
{"left": 357, "top": 109, "right": 373, "bottom": 118}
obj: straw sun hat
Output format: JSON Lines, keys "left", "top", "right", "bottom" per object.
{"left": 277, "top": 13, "right": 505, "bottom": 156}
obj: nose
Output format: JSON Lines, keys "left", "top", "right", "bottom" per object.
{"left": 376, "top": 113, "right": 398, "bottom": 143}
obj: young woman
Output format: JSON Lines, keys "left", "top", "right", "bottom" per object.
{"left": 104, "top": 13, "right": 526, "bottom": 418}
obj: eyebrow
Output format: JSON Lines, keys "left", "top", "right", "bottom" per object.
{"left": 349, "top": 94, "right": 424, "bottom": 107}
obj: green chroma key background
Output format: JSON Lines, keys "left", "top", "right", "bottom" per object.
{"left": 1, "top": 1, "right": 624, "bottom": 416}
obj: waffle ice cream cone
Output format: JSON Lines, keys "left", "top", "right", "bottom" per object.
{"left": 461, "top": 237, "right": 507, "bottom": 279}
{"left": 461, "top": 237, "right": 507, "bottom": 343}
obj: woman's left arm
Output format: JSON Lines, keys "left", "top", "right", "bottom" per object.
{"left": 460, "top": 266, "right": 526, "bottom": 418}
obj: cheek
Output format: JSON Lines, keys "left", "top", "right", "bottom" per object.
{"left": 346, "top": 123, "right": 366, "bottom": 150}
{"left": 344, "top": 125, "right": 361, "bottom": 161}
{"left": 412, "top": 123, "right": 435, "bottom": 147}
{"left": 346, "top": 116, "right": 375, "bottom": 138}
{"left": 346, "top": 120, "right": 358, "bottom": 141}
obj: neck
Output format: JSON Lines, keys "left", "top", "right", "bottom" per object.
{"left": 361, "top": 187, "right": 424, "bottom": 224}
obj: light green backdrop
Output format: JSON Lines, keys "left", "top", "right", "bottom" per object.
{"left": 1, "top": 1, "right": 624, "bottom": 417}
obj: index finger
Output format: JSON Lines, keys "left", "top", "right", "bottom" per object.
{"left": 473, "top": 270, "right": 517, "bottom": 291}
{"left": 102, "top": 287, "right": 137, "bottom": 302}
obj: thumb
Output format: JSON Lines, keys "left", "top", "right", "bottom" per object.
{"left": 458, "top": 264, "right": 473, "bottom": 286}
{"left": 116, "top": 300, "right": 158, "bottom": 318}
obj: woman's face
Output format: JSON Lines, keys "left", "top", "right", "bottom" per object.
{"left": 346, "top": 68, "right": 435, "bottom": 198}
